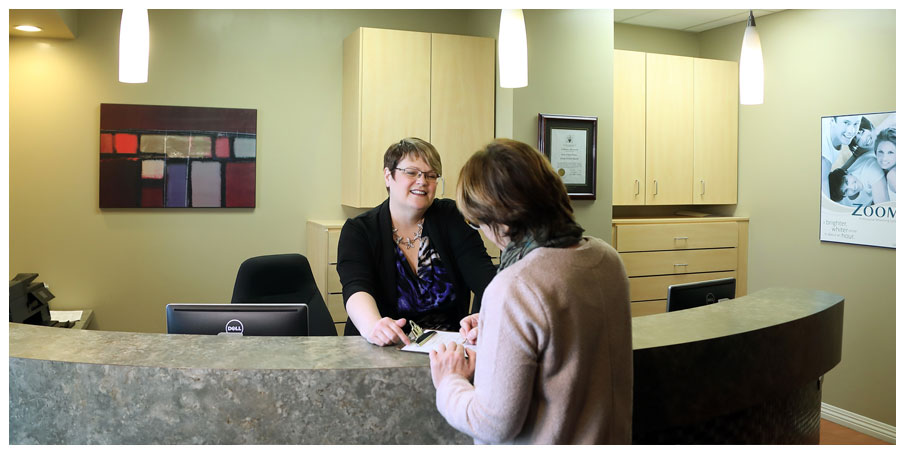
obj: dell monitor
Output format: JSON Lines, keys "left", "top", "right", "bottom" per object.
{"left": 666, "top": 278, "right": 736, "bottom": 313}
{"left": 166, "top": 303, "right": 308, "bottom": 336}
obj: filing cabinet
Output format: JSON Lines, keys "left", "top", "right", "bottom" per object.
{"left": 306, "top": 220, "right": 346, "bottom": 335}
{"left": 612, "top": 217, "right": 749, "bottom": 316}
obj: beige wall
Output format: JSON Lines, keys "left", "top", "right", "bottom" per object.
{"left": 455, "top": 9, "right": 615, "bottom": 238}
{"left": 694, "top": 10, "right": 894, "bottom": 426}
{"left": 9, "top": 10, "right": 481, "bottom": 334}
{"left": 614, "top": 23, "right": 699, "bottom": 57}
{"left": 511, "top": 9, "right": 615, "bottom": 240}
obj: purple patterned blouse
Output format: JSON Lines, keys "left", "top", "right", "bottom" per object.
{"left": 394, "top": 235, "right": 456, "bottom": 318}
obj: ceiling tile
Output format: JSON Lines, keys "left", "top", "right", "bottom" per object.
{"left": 613, "top": 10, "right": 653, "bottom": 22}
{"left": 616, "top": 9, "right": 783, "bottom": 33}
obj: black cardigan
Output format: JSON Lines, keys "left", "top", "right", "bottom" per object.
{"left": 337, "top": 198, "right": 496, "bottom": 336}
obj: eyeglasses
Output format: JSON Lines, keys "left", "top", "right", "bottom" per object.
{"left": 465, "top": 219, "right": 481, "bottom": 230}
{"left": 395, "top": 167, "right": 440, "bottom": 183}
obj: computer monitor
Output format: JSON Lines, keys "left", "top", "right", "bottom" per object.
{"left": 166, "top": 303, "right": 308, "bottom": 336}
{"left": 666, "top": 278, "right": 736, "bottom": 313}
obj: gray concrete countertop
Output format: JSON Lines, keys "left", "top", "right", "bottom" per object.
{"left": 9, "top": 287, "right": 843, "bottom": 444}
{"left": 10, "top": 325, "right": 428, "bottom": 370}
{"left": 631, "top": 287, "right": 841, "bottom": 349}
{"left": 11, "top": 288, "right": 841, "bottom": 367}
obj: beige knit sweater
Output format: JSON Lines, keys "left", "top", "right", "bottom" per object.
{"left": 435, "top": 237, "right": 633, "bottom": 444}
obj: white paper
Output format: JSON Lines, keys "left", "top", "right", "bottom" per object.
{"left": 50, "top": 310, "right": 83, "bottom": 322}
{"left": 550, "top": 128, "right": 587, "bottom": 184}
{"left": 400, "top": 330, "right": 478, "bottom": 354}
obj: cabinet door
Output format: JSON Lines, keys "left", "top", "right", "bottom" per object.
{"left": 613, "top": 50, "right": 646, "bottom": 206}
{"left": 430, "top": 33, "right": 495, "bottom": 200}
{"left": 358, "top": 28, "right": 431, "bottom": 208}
{"left": 646, "top": 53, "right": 693, "bottom": 205}
{"left": 694, "top": 58, "right": 739, "bottom": 204}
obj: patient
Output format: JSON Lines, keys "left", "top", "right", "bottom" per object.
{"left": 428, "top": 138, "right": 633, "bottom": 444}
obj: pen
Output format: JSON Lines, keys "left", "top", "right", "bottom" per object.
{"left": 415, "top": 330, "right": 437, "bottom": 346}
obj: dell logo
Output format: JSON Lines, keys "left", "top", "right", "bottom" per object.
{"left": 225, "top": 319, "right": 244, "bottom": 334}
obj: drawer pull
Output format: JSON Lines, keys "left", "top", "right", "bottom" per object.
{"left": 634, "top": 179, "right": 640, "bottom": 196}
{"left": 701, "top": 180, "right": 705, "bottom": 196}
{"left": 673, "top": 263, "right": 689, "bottom": 268}
{"left": 653, "top": 180, "right": 658, "bottom": 195}
{"left": 674, "top": 236, "right": 689, "bottom": 241}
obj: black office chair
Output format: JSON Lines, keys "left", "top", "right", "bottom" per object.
{"left": 231, "top": 253, "right": 336, "bottom": 336}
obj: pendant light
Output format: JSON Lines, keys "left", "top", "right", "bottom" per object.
{"left": 119, "top": 9, "right": 149, "bottom": 83}
{"left": 499, "top": 9, "right": 527, "bottom": 88}
{"left": 739, "top": 10, "right": 763, "bottom": 105}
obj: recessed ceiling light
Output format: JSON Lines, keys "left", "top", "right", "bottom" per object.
{"left": 15, "top": 25, "right": 43, "bottom": 32}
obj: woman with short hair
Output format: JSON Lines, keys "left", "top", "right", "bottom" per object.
{"left": 429, "top": 138, "right": 633, "bottom": 444}
{"left": 337, "top": 137, "right": 496, "bottom": 346}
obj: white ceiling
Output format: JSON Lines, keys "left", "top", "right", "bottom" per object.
{"left": 615, "top": 9, "right": 783, "bottom": 33}
{"left": 11, "top": 9, "right": 785, "bottom": 39}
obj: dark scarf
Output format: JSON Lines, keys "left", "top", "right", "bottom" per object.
{"left": 497, "top": 221, "right": 585, "bottom": 273}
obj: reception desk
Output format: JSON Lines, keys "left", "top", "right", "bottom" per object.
{"left": 9, "top": 288, "right": 843, "bottom": 444}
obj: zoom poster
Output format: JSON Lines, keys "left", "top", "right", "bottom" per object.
{"left": 820, "top": 111, "right": 896, "bottom": 248}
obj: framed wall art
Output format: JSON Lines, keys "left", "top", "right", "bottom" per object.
{"left": 537, "top": 113, "right": 598, "bottom": 200}
{"left": 99, "top": 103, "right": 257, "bottom": 208}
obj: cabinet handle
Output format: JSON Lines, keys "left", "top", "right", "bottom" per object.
{"left": 674, "top": 263, "right": 689, "bottom": 267}
{"left": 634, "top": 179, "right": 640, "bottom": 196}
{"left": 653, "top": 180, "right": 658, "bottom": 195}
{"left": 701, "top": 180, "right": 705, "bottom": 196}
{"left": 674, "top": 236, "right": 689, "bottom": 241}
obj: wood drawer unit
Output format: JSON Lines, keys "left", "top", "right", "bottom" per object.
{"left": 620, "top": 248, "right": 737, "bottom": 277}
{"left": 614, "top": 222, "right": 738, "bottom": 251}
{"left": 307, "top": 220, "right": 346, "bottom": 335}
{"left": 630, "top": 300, "right": 667, "bottom": 317}
{"left": 613, "top": 217, "right": 749, "bottom": 317}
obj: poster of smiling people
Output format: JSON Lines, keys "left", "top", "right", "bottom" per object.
{"left": 820, "top": 111, "right": 896, "bottom": 248}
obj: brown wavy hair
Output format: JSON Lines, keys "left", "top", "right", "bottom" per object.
{"left": 456, "top": 138, "right": 576, "bottom": 244}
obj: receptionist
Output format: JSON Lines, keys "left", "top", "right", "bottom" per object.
{"left": 336, "top": 137, "right": 496, "bottom": 346}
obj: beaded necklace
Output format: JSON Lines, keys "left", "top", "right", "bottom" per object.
{"left": 393, "top": 220, "right": 424, "bottom": 249}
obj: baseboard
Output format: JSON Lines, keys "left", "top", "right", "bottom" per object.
{"left": 822, "top": 402, "right": 896, "bottom": 444}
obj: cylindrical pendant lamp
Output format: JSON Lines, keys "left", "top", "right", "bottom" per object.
{"left": 499, "top": 9, "right": 527, "bottom": 88}
{"left": 119, "top": 9, "right": 149, "bottom": 84}
{"left": 739, "top": 11, "right": 763, "bottom": 105}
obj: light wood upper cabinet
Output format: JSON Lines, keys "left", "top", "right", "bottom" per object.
{"left": 612, "top": 50, "right": 646, "bottom": 205}
{"left": 612, "top": 51, "right": 738, "bottom": 206}
{"left": 646, "top": 53, "right": 694, "bottom": 205}
{"left": 342, "top": 28, "right": 495, "bottom": 208}
{"left": 430, "top": 33, "right": 495, "bottom": 199}
{"left": 694, "top": 58, "right": 739, "bottom": 204}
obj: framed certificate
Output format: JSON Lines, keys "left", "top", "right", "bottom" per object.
{"left": 537, "top": 113, "right": 598, "bottom": 200}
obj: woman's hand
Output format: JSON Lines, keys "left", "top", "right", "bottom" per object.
{"left": 429, "top": 342, "right": 477, "bottom": 388}
{"left": 459, "top": 313, "right": 479, "bottom": 345}
{"left": 366, "top": 317, "right": 411, "bottom": 346}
